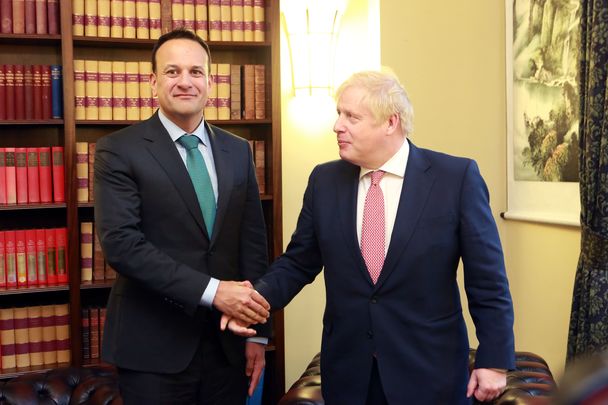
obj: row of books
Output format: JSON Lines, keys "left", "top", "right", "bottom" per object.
{"left": 0, "top": 146, "right": 65, "bottom": 205}
{"left": 74, "top": 59, "right": 158, "bottom": 121}
{"left": 0, "top": 64, "right": 63, "bottom": 121}
{"left": 81, "top": 306, "right": 106, "bottom": 361}
{"left": 205, "top": 63, "right": 265, "bottom": 121}
{"left": 80, "top": 222, "right": 117, "bottom": 283}
{"left": 171, "top": 0, "right": 265, "bottom": 42}
{"left": 0, "top": 304, "right": 70, "bottom": 370}
{"left": 0, "top": 228, "right": 69, "bottom": 289}
{"left": 0, "top": 0, "right": 60, "bottom": 35}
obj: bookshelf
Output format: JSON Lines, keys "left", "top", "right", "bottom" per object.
{"left": 0, "top": 0, "right": 284, "bottom": 402}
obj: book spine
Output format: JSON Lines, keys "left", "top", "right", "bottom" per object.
{"left": 15, "top": 229, "right": 27, "bottom": 286}
{"left": 35, "top": 0, "right": 46, "bottom": 33}
{"left": 41, "top": 64, "right": 52, "bottom": 120}
{"left": 84, "top": 0, "right": 97, "bottom": 36}
{"left": 51, "top": 146, "right": 64, "bottom": 203}
{"left": 50, "top": 65, "right": 63, "bottom": 119}
{"left": 5, "top": 230, "right": 17, "bottom": 287}
{"left": 73, "top": 60, "right": 86, "bottom": 120}
{"left": 4, "top": 64, "right": 14, "bottom": 120}
{"left": 148, "top": 0, "right": 160, "bottom": 39}
{"left": 219, "top": 0, "right": 230, "bottom": 41}
{"left": 35, "top": 228, "right": 46, "bottom": 285}
{"left": 81, "top": 308, "right": 90, "bottom": 361}
{"left": 97, "top": 0, "right": 110, "bottom": 37}
{"left": 125, "top": 61, "right": 140, "bottom": 121}
{"left": 104, "top": 262, "right": 117, "bottom": 280}
{"left": 1, "top": 0, "right": 12, "bottom": 33}
{"left": 13, "top": 307, "right": 30, "bottom": 367}
{"left": 0, "top": 308, "right": 17, "bottom": 369}
{"left": 45, "top": 228, "right": 57, "bottom": 285}
{"left": 55, "top": 303, "right": 71, "bottom": 363}
{"left": 231, "top": 0, "right": 243, "bottom": 41}
{"left": 138, "top": 61, "right": 152, "bottom": 120}
{"left": 135, "top": 0, "right": 149, "bottom": 38}
{"left": 93, "top": 224, "right": 105, "bottom": 281}
{"left": 253, "top": 63, "right": 265, "bottom": 119}
{"left": 73, "top": 0, "right": 85, "bottom": 35}
{"left": 84, "top": 60, "right": 99, "bottom": 120}
{"left": 88, "top": 142, "right": 95, "bottom": 202}
{"left": 40, "top": 304, "right": 57, "bottom": 365}
{"left": 252, "top": 0, "right": 263, "bottom": 41}
{"left": 229, "top": 64, "right": 241, "bottom": 119}
{"left": 47, "top": 0, "right": 58, "bottom": 34}
{"left": 242, "top": 0, "right": 252, "bottom": 41}
{"left": 254, "top": 139, "right": 265, "bottom": 194}
{"left": 89, "top": 307, "right": 99, "bottom": 359}
{"left": 76, "top": 141, "right": 89, "bottom": 202}
{"left": 183, "top": 0, "right": 193, "bottom": 31}
{"left": 15, "top": 147, "right": 27, "bottom": 204}
{"left": 23, "top": 64, "right": 33, "bottom": 120}
{"left": 38, "top": 147, "right": 52, "bottom": 203}
{"left": 23, "top": 0, "right": 33, "bottom": 33}
{"left": 216, "top": 62, "right": 230, "bottom": 120}
{"left": 0, "top": 231, "right": 5, "bottom": 287}
{"left": 5, "top": 147, "right": 16, "bottom": 204}
{"left": 55, "top": 228, "right": 67, "bottom": 284}
{"left": 99, "top": 307, "right": 106, "bottom": 351}
{"left": 242, "top": 64, "right": 254, "bottom": 119}
{"left": 203, "top": 63, "right": 218, "bottom": 120}
{"left": 194, "top": 0, "right": 207, "bottom": 40}
{"left": 13, "top": 64, "right": 24, "bottom": 120}
{"left": 207, "top": 0, "right": 219, "bottom": 40}
{"left": 32, "top": 64, "right": 42, "bottom": 119}
{"left": 171, "top": 0, "right": 183, "bottom": 29}
{"left": 12, "top": 0, "right": 24, "bottom": 33}
{"left": 0, "top": 65, "right": 6, "bottom": 120}
{"left": 123, "top": 0, "right": 136, "bottom": 38}
{"left": 109, "top": 0, "right": 122, "bottom": 37}
{"left": 0, "top": 148, "right": 5, "bottom": 204}
{"left": 80, "top": 222, "right": 93, "bottom": 282}
{"left": 111, "top": 60, "right": 126, "bottom": 120}
{"left": 98, "top": 60, "right": 112, "bottom": 120}
{"left": 25, "top": 229, "right": 37, "bottom": 286}
{"left": 27, "top": 306, "right": 43, "bottom": 366}
{"left": 26, "top": 147, "right": 40, "bottom": 203}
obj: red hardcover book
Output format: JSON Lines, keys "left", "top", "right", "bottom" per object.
{"left": 55, "top": 227, "right": 67, "bottom": 284}
{"left": 26, "top": 147, "right": 39, "bottom": 203}
{"left": 23, "top": 65, "right": 33, "bottom": 120}
{"left": 45, "top": 228, "right": 57, "bottom": 285}
{"left": 13, "top": 64, "right": 24, "bottom": 120}
{"left": 1, "top": 0, "right": 12, "bottom": 33}
{"left": 0, "top": 147, "right": 6, "bottom": 204}
{"left": 5, "top": 230, "right": 17, "bottom": 288}
{"left": 51, "top": 146, "right": 64, "bottom": 203}
{"left": 5, "top": 147, "right": 16, "bottom": 204}
{"left": 81, "top": 308, "right": 90, "bottom": 361}
{"left": 0, "top": 231, "right": 6, "bottom": 287}
{"left": 4, "top": 64, "right": 15, "bottom": 120}
{"left": 15, "top": 147, "right": 27, "bottom": 204}
{"left": 12, "top": 0, "right": 24, "bottom": 33}
{"left": 0, "top": 65, "right": 6, "bottom": 120}
{"left": 24, "top": 0, "right": 33, "bottom": 33}
{"left": 32, "top": 64, "right": 42, "bottom": 120}
{"left": 25, "top": 229, "right": 37, "bottom": 286}
{"left": 89, "top": 307, "right": 99, "bottom": 359}
{"left": 35, "top": 0, "right": 46, "bottom": 33}
{"left": 38, "top": 147, "right": 52, "bottom": 203}
{"left": 15, "top": 229, "right": 27, "bottom": 287}
{"left": 35, "top": 228, "right": 46, "bottom": 286}
{"left": 41, "top": 65, "right": 51, "bottom": 120}
{"left": 46, "top": 0, "right": 58, "bottom": 34}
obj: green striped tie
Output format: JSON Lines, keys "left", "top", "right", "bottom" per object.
{"left": 178, "top": 135, "right": 216, "bottom": 236}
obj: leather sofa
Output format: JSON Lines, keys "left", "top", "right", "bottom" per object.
{"left": 279, "top": 349, "right": 557, "bottom": 405}
{"left": 0, "top": 365, "right": 122, "bottom": 405}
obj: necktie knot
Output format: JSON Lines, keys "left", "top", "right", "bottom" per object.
{"left": 370, "top": 170, "right": 385, "bottom": 186}
{"left": 178, "top": 134, "right": 200, "bottom": 151}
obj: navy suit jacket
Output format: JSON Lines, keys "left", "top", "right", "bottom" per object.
{"left": 95, "top": 113, "right": 269, "bottom": 372}
{"left": 256, "top": 141, "right": 515, "bottom": 405}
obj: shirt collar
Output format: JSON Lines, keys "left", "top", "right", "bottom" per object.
{"left": 359, "top": 138, "right": 410, "bottom": 179}
{"left": 158, "top": 109, "right": 210, "bottom": 146}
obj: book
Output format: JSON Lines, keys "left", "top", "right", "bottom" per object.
{"left": 35, "top": 228, "right": 46, "bottom": 285}
{"left": 1, "top": 0, "right": 12, "bottom": 33}
{"left": 98, "top": 61, "right": 112, "bottom": 120}
{"left": 203, "top": 63, "right": 217, "bottom": 120}
{"left": 125, "top": 61, "right": 140, "bottom": 121}
{"left": 51, "top": 145, "right": 65, "bottom": 203}
{"left": 229, "top": 64, "right": 241, "bottom": 119}
{"left": 80, "top": 222, "right": 93, "bottom": 282}
{"left": 81, "top": 308, "right": 90, "bottom": 360}
{"left": 242, "top": 0, "right": 252, "bottom": 41}
{"left": 194, "top": 0, "right": 207, "bottom": 40}
{"left": 0, "top": 307, "right": 17, "bottom": 369}
{"left": 23, "top": 0, "right": 33, "bottom": 33}
{"left": 84, "top": 0, "right": 97, "bottom": 36}
{"left": 93, "top": 226, "right": 105, "bottom": 281}
{"left": 73, "top": 60, "right": 86, "bottom": 120}
{"left": 171, "top": 0, "right": 183, "bottom": 29}
{"left": 13, "top": 306, "right": 30, "bottom": 368}
{"left": 32, "top": 64, "right": 43, "bottom": 119}
{"left": 135, "top": 0, "right": 149, "bottom": 39}
{"left": 5, "top": 147, "right": 16, "bottom": 204}
{"left": 216, "top": 63, "right": 230, "bottom": 120}
{"left": 109, "top": 0, "right": 122, "bottom": 37}
{"left": 76, "top": 141, "right": 89, "bottom": 202}
{"left": 0, "top": 148, "right": 5, "bottom": 204}
{"left": 38, "top": 146, "right": 52, "bottom": 203}
{"left": 12, "top": 0, "right": 25, "bottom": 34}
{"left": 40, "top": 304, "right": 57, "bottom": 365}
{"left": 111, "top": 60, "right": 126, "bottom": 120}
{"left": 25, "top": 229, "right": 37, "bottom": 286}
{"left": 253, "top": 64, "right": 265, "bottom": 119}
{"left": 26, "top": 147, "right": 40, "bottom": 203}
{"left": 41, "top": 64, "right": 52, "bottom": 119}
{"left": 55, "top": 227, "right": 67, "bottom": 284}
{"left": 15, "top": 147, "right": 27, "bottom": 204}
{"left": 254, "top": 140, "right": 265, "bottom": 194}
{"left": 104, "top": 262, "right": 117, "bottom": 280}
{"left": 50, "top": 65, "right": 63, "bottom": 119}
{"left": 138, "top": 61, "right": 152, "bottom": 119}
{"left": 183, "top": 0, "right": 194, "bottom": 31}
{"left": 219, "top": 0, "right": 230, "bottom": 41}
{"left": 27, "top": 306, "right": 43, "bottom": 366}
{"left": 99, "top": 307, "right": 106, "bottom": 351}
{"left": 0, "top": 231, "right": 5, "bottom": 287}
{"left": 207, "top": 0, "right": 219, "bottom": 40}
{"left": 89, "top": 307, "right": 99, "bottom": 359}
{"left": 15, "top": 229, "right": 27, "bottom": 286}
{"left": 4, "top": 230, "right": 16, "bottom": 287}
{"left": 23, "top": 64, "right": 33, "bottom": 120}
{"left": 231, "top": 0, "right": 243, "bottom": 41}
{"left": 35, "top": 0, "right": 46, "bottom": 34}
{"left": 242, "top": 64, "right": 254, "bottom": 120}
{"left": 123, "top": 0, "right": 136, "bottom": 38}
{"left": 55, "top": 303, "right": 70, "bottom": 364}
{"left": 0, "top": 65, "right": 5, "bottom": 120}
{"left": 47, "top": 0, "right": 58, "bottom": 34}
{"left": 45, "top": 228, "right": 57, "bottom": 285}
{"left": 4, "top": 64, "right": 14, "bottom": 120}
{"left": 252, "top": 0, "right": 263, "bottom": 41}
{"left": 97, "top": 0, "right": 110, "bottom": 37}
{"left": 149, "top": 0, "right": 160, "bottom": 39}
{"left": 84, "top": 59, "right": 99, "bottom": 120}
{"left": 88, "top": 142, "right": 95, "bottom": 202}
{"left": 13, "top": 64, "right": 24, "bottom": 120}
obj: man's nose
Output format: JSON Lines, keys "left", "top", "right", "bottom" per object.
{"left": 176, "top": 71, "right": 193, "bottom": 86}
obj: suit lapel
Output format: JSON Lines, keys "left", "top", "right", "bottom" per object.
{"left": 143, "top": 113, "right": 207, "bottom": 236}
{"left": 207, "top": 123, "right": 233, "bottom": 246}
{"left": 376, "top": 142, "right": 435, "bottom": 288}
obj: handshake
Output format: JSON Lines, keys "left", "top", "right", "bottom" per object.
{"left": 212, "top": 280, "right": 270, "bottom": 337}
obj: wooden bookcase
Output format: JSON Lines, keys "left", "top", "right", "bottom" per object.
{"left": 0, "top": 0, "right": 285, "bottom": 402}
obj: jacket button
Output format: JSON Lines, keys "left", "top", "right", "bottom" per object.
{"left": 371, "top": 296, "right": 377, "bottom": 304}
{"left": 367, "top": 330, "right": 373, "bottom": 339}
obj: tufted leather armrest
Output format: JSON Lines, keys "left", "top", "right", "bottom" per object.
{"left": 279, "top": 350, "right": 557, "bottom": 405}
{"left": 0, "top": 365, "right": 121, "bottom": 405}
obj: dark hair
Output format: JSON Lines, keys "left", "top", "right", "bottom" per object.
{"left": 151, "top": 29, "right": 212, "bottom": 73}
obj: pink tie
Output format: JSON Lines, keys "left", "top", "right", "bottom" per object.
{"left": 361, "top": 170, "right": 385, "bottom": 284}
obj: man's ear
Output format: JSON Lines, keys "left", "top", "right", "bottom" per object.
{"left": 150, "top": 73, "right": 157, "bottom": 97}
{"left": 386, "top": 113, "right": 400, "bottom": 134}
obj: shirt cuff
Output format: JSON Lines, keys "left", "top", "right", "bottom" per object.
{"left": 200, "top": 277, "right": 220, "bottom": 308}
{"left": 247, "top": 337, "right": 269, "bottom": 345}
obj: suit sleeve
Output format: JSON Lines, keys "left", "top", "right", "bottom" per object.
{"left": 94, "top": 135, "right": 209, "bottom": 316}
{"left": 255, "top": 166, "right": 325, "bottom": 310}
{"left": 459, "top": 160, "right": 515, "bottom": 370}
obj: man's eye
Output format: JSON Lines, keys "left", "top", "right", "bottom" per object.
{"left": 191, "top": 71, "right": 204, "bottom": 78}
{"left": 165, "top": 70, "right": 178, "bottom": 78}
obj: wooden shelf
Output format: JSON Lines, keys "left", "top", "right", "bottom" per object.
{"left": 0, "top": 285, "right": 69, "bottom": 295}
{"left": 0, "top": 203, "right": 67, "bottom": 211}
{"left": 80, "top": 280, "right": 114, "bottom": 289}
{"left": 0, "top": 363, "right": 71, "bottom": 380}
{"left": 0, "top": 34, "right": 62, "bottom": 45}
{"left": 0, "top": 120, "right": 64, "bottom": 125}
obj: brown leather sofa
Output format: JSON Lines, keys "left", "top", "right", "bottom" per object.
{"left": 279, "top": 349, "right": 557, "bottom": 405}
{"left": 0, "top": 365, "right": 122, "bottom": 405}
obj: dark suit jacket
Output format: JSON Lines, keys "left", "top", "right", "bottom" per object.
{"left": 256, "top": 141, "right": 515, "bottom": 405}
{"left": 94, "top": 112, "right": 269, "bottom": 373}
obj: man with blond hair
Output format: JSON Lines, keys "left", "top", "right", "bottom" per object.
{"left": 225, "top": 70, "right": 515, "bottom": 404}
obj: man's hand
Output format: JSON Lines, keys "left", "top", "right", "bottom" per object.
{"left": 466, "top": 368, "right": 507, "bottom": 402}
{"left": 212, "top": 281, "right": 270, "bottom": 324}
{"left": 220, "top": 314, "right": 257, "bottom": 337}
{"left": 245, "top": 342, "right": 266, "bottom": 397}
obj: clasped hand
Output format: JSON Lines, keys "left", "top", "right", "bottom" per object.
{"left": 212, "top": 280, "right": 270, "bottom": 335}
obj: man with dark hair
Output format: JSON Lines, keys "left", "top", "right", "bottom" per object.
{"left": 95, "top": 28, "right": 270, "bottom": 404}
